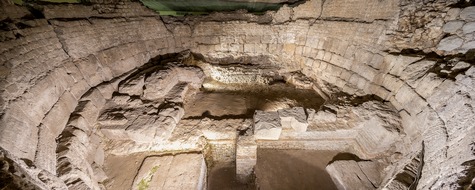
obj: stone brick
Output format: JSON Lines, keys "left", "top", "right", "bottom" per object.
{"left": 42, "top": 91, "right": 78, "bottom": 137}
{"left": 253, "top": 111, "right": 282, "bottom": 140}
{"left": 278, "top": 107, "right": 308, "bottom": 132}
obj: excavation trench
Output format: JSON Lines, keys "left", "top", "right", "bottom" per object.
{"left": 53, "top": 53, "right": 403, "bottom": 190}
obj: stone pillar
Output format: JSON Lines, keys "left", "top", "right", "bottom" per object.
{"left": 236, "top": 135, "right": 257, "bottom": 183}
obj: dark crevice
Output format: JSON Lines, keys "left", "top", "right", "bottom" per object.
{"left": 327, "top": 152, "right": 369, "bottom": 165}
{"left": 449, "top": 0, "right": 475, "bottom": 8}
{"left": 389, "top": 49, "right": 475, "bottom": 80}
{"left": 184, "top": 111, "right": 254, "bottom": 120}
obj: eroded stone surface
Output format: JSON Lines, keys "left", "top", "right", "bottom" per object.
{"left": 0, "top": 0, "right": 474, "bottom": 189}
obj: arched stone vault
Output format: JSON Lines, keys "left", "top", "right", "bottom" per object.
{"left": 0, "top": 0, "right": 474, "bottom": 189}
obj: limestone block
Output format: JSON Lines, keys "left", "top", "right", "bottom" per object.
{"left": 96, "top": 83, "right": 117, "bottom": 100}
{"left": 75, "top": 100, "right": 101, "bottom": 127}
{"left": 380, "top": 55, "right": 418, "bottom": 76}
{"left": 382, "top": 75, "right": 404, "bottom": 92}
{"left": 236, "top": 136, "right": 257, "bottom": 183}
{"left": 132, "top": 154, "right": 206, "bottom": 190}
{"left": 143, "top": 69, "right": 179, "bottom": 100}
{"left": 370, "top": 84, "right": 391, "bottom": 100}
{"left": 74, "top": 55, "right": 109, "bottom": 87}
{"left": 35, "top": 126, "right": 58, "bottom": 174}
{"left": 387, "top": 55, "right": 423, "bottom": 77}
{"left": 278, "top": 107, "right": 308, "bottom": 132}
{"left": 118, "top": 75, "right": 144, "bottom": 96}
{"left": 253, "top": 111, "right": 282, "bottom": 140}
{"left": 445, "top": 8, "right": 461, "bottom": 21}
{"left": 368, "top": 54, "right": 384, "bottom": 70}
{"left": 68, "top": 115, "right": 92, "bottom": 134}
{"left": 42, "top": 91, "right": 78, "bottom": 137}
{"left": 442, "top": 20, "right": 464, "bottom": 33}
{"left": 462, "top": 22, "right": 475, "bottom": 34}
{"left": 427, "top": 80, "right": 457, "bottom": 110}
{"left": 63, "top": 61, "right": 85, "bottom": 83}
{"left": 30, "top": 135, "right": 54, "bottom": 178}
{"left": 159, "top": 106, "right": 184, "bottom": 124}
{"left": 395, "top": 84, "right": 427, "bottom": 115}
{"left": 400, "top": 60, "right": 436, "bottom": 88}
{"left": 100, "top": 125, "right": 129, "bottom": 140}
{"left": 437, "top": 35, "right": 464, "bottom": 51}
{"left": 165, "top": 82, "right": 189, "bottom": 103}
{"left": 176, "top": 67, "right": 205, "bottom": 88}
{"left": 321, "top": 0, "right": 398, "bottom": 21}
{"left": 70, "top": 80, "right": 91, "bottom": 100}
{"left": 452, "top": 61, "right": 471, "bottom": 71}
{"left": 0, "top": 108, "right": 38, "bottom": 160}
{"left": 326, "top": 160, "right": 378, "bottom": 190}
{"left": 125, "top": 115, "right": 163, "bottom": 142}
{"left": 460, "top": 40, "right": 475, "bottom": 53}
{"left": 460, "top": 7, "right": 475, "bottom": 21}
{"left": 292, "top": 0, "right": 321, "bottom": 20}
{"left": 415, "top": 73, "right": 445, "bottom": 99}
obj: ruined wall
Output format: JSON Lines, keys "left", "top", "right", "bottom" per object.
{"left": 1, "top": 0, "right": 474, "bottom": 189}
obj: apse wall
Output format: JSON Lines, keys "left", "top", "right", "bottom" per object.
{"left": 1, "top": 0, "right": 474, "bottom": 189}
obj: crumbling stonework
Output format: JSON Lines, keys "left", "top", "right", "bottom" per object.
{"left": 0, "top": 0, "right": 474, "bottom": 189}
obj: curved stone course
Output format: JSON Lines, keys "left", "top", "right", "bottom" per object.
{"left": 0, "top": 0, "right": 474, "bottom": 189}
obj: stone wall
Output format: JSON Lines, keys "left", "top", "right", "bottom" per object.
{"left": 1, "top": 0, "right": 474, "bottom": 189}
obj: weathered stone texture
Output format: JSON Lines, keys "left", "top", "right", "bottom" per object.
{"left": 131, "top": 154, "right": 206, "bottom": 190}
{"left": 0, "top": 0, "right": 474, "bottom": 189}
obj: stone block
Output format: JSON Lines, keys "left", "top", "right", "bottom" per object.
{"left": 278, "top": 107, "right": 308, "bottom": 132}
{"left": 42, "top": 91, "right": 78, "bottom": 137}
{"left": 437, "top": 35, "right": 463, "bottom": 51}
{"left": 253, "top": 111, "right": 282, "bottom": 140}
{"left": 236, "top": 136, "right": 257, "bottom": 183}
{"left": 35, "top": 125, "right": 57, "bottom": 174}
{"left": 370, "top": 84, "right": 391, "bottom": 100}
{"left": 395, "top": 84, "right": 427, "bottom": 115}
{"left": 460, "top": 6, "right": 475, "bottom": 21}
{"left": 132, "top": 154, "right": 206, "bottom": 190}
{"left": 443, "top": 20, "right": 464, "bottom": 34}
{"left": 462, "top": 22, "right": 475, "bottom": 34}
{"left": 292, "top": 0, "right": 322, "bottom": 20}
{"left": 74, "top": 55, "right": 109, "bottom": 87}
{"left": 118, "top": 75, "right": 144, "bottom": 96}
{"left": 460, "top": 40, "right": 475, "bottom": 53}
{"left": 400, "top": 60, "right": 436, "bottom": 88}
{"left": 70, "top": 79, "right": 91, "bottom": 100}
{"left": 326, "top": 160, "right": 377, "bottom": 190}
{"left": 427, "top": 79, "right": 457, "bottom": 110}
{"left": 0, "top": 109, "right": 38, "bottom": 160}
{"left": 415, "top": 73, "right": 445, "bottom": 99}
{"left": 143, "top": 69, "right": 179, "bottom": 100}
{"left": 382, "top": 75, "right": 404, "bottom": 92}
{"left": 445, "top": 8, "right": 461, "bottom": 21}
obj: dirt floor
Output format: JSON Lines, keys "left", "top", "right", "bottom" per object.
{"left": 208, "top": 149, "right": 339, "bottom": 190}
{"left": 255, "top": 149, "right": 339, "bottom": 190}
{"left": 208, "top": 162, "right": 255, "bottom": 190}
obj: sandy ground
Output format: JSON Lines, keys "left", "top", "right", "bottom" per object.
{"left": 255, "top": 149, "right": 339, "bottom": 190}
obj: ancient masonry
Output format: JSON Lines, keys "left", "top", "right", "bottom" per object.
{"left": 0, "top": 0, "right": 475, "bottom": 189}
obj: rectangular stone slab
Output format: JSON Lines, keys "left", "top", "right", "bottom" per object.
{"left": 132, "top": 153, "right": 207, "bottom": 190}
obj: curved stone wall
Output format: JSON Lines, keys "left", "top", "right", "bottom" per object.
{"left": 1, "top": 0, "right": 474, "bottom": 189}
